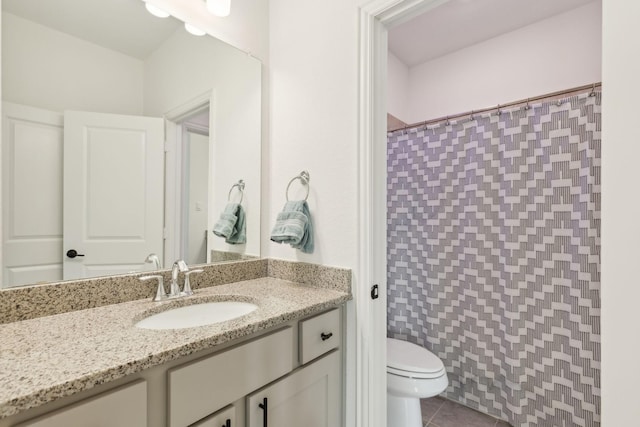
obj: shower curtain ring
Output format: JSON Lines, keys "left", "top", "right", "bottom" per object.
{"left": 445, "top": 116, "right": 450, "bottom": 126}
{"left": 469, "top": 110, "right": 474, "bottom": 121}
{"left": 495, "top": 104, "right": 502, "bottom": 116}
{"left": 589, "top": 83, "right": 597, "bottom": 97}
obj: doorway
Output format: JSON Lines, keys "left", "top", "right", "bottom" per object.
{"left": 357, "top": 1, "right": 602, "bottom": 426}
{"left": 163, "top": 92, "right": 215, "bottom": 269}
{"left": 180, "top": 110, "right": 211, "bottom": 265}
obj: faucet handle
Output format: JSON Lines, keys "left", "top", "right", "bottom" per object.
{"left": 175, "top": 260, "right": 188, "bottom": 272}
{"left": 140, "top": 274, "right": 166, "bottom": 301}
{"left": 182, "top": 269, "right": 204, "bottom": 296}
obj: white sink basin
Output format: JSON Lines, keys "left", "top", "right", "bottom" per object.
{"left": 135, "top": 301, "right": 258, "bottom": 330}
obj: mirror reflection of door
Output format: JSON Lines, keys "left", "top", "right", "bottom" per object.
{"left": 181, "top": 110, "right": 210, "bottom": 265}
{"left": 1, "top": 104, "right": 164, "bottom": 286}
{"left": 2, "top": 103, "right": 63, "bottom": 286}
{"left": 63, "top": 111, "right": 164, "bottom": 281}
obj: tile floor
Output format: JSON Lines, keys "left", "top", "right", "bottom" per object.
{"left": 420, "top": 396, "right": 511, "bottom": 427}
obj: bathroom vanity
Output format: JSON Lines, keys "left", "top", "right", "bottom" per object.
{"left": 0, "top": 260, "right": 351, "bottom": 427}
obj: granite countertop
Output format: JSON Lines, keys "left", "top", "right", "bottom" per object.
{"left": 0, "top": 277, "right": 351, "bottom": 419}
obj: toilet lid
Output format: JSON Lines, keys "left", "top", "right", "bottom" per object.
{"left": 387, "top": 338, "right": 445, "bottom": 379}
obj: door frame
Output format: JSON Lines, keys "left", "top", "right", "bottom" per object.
{"left": 356, "top": 1, "right": 450, "bottom": 426}
{"left": 164, "top": 90, "right": 215, "bottom": 268}
{"left": 180, "top": 121, "right": 209, "bottom": 264}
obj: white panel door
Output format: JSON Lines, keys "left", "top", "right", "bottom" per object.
{"left": 63, "top": 111, "right": 164, "bottom": 280}
{"left": 2, "top": 103, "right": 64, "bottom": 287}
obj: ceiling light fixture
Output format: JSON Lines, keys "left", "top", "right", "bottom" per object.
{"left": 206, "top": 0, "right": 231, "bottom": 17}
{"left": 145, "top": 2, "right": 170, "bottom": 18}
{"left": 184, "top": 23, "right": 206, "bottom": 36}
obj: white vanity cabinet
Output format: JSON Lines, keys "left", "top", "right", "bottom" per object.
{"left": 5, "top": 307, "right": 343, "bottom": 427}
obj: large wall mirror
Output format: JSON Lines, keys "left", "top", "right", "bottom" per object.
{"left": 1, "top": 0, "right": 262, "bottom": 288}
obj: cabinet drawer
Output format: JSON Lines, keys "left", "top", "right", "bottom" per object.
{"left": 299, "top": 309, "right": 340, "bottom": 365}
{"left": 190, "top": 405, "right": 235, "bottom": 427}
{"left": 169, "top": 327, "right": 293, "bottom": 427}
{"left": 17, "top": 380, "right": 147, "bottom": 427}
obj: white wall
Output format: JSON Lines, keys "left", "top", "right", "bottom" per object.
{"left": 144, "top": 28, "right": 262, "bottom": 258}
{"left": 268, "top": 0, "right": 360, "bottom": 266}
{"left": 601, "top": 0, "right": 640, "bottom": 424}
{"left": 387, "top": 51, "right": 409, "bottom": 123}
{"left": 269, "top": 6, "right": 362, "bottom": 427}
{"left": 1, "top": 13, "right": 143, "bottom": 115}
{"left": 400, "top": 1, "right": 602, "bottom": 123}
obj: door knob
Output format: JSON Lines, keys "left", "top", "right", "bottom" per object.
{"left": 66, "top": 249, "right": 85, "bottom": 258}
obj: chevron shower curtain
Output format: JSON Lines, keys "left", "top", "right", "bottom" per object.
{"left": 387, "top": 93, "right": 601, "bottom": 426}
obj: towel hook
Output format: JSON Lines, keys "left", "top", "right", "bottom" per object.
{"left": 228, "top": 179, "right": 245, "bottom": 204}
{"left": 286, "top": 171, "right": 310, "bottom": 201}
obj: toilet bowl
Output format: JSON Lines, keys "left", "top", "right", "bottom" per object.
{"left": 387, "top": 338, "right": 448, "bottom": 427}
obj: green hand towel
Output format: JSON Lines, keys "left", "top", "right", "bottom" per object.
{"left": 213, "top": 203, "right": 246, "bottom": 245}
{"left": 270, "top": 200, "right": 314, "bottom": 253}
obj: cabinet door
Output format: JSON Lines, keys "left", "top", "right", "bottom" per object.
{"left": 17, "top": 380, "right": 146, "bottom": 427}
{"left": 190, "top": 405, "right": 234, "bottom": 427}
{"left": 247, "top": 350, "right": 341, "bottom": 427}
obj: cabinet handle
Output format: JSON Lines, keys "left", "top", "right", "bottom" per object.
{"left": 258, "top": 397, "right": 268, "bottom": 427}
{"left": 321, "top": 332, "right": 333, "bottom": 341}
{"left": 222, "top": 420, "right": 230, "bottom": 427}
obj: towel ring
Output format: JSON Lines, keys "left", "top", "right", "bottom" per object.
{"left": 286, "top": 171, "right": 310, "bottom": 201}
{"left": 228, "top": 179, "right": 245, "bottom": 204}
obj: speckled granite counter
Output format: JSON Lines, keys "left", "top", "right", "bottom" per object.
{"left": 0, "top": 275, "right": 351, "bottom": 419}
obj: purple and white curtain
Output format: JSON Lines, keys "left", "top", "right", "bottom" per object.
{"left": 387, "top": 92, "right": 601, "bottom": 426}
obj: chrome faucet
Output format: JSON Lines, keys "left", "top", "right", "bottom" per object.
{"left": 170, "top": 260, "right": 189, "bottom": 297}
{"left": 145, "top": 253, "right": 162, "bottom": 270}
{"left": 140, "top": 260, "right": 203, "bottom": 301}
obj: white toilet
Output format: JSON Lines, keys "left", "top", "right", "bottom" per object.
{"left": 387, "top": 338, "right": 449, "bottom": 427}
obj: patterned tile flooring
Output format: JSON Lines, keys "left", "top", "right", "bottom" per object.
{"left": 421, "top": 396, "right": 511, "bottom": 427}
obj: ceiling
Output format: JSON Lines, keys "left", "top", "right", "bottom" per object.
{"left": 2, "top": 0, "right": 181, "bottom": 59}
{"left": 389, "top": 0, "right": 597, "bottom": 67}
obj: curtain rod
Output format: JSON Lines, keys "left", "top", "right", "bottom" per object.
{"left": 389, "top": 82, "right": 602, "bottom": 133}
